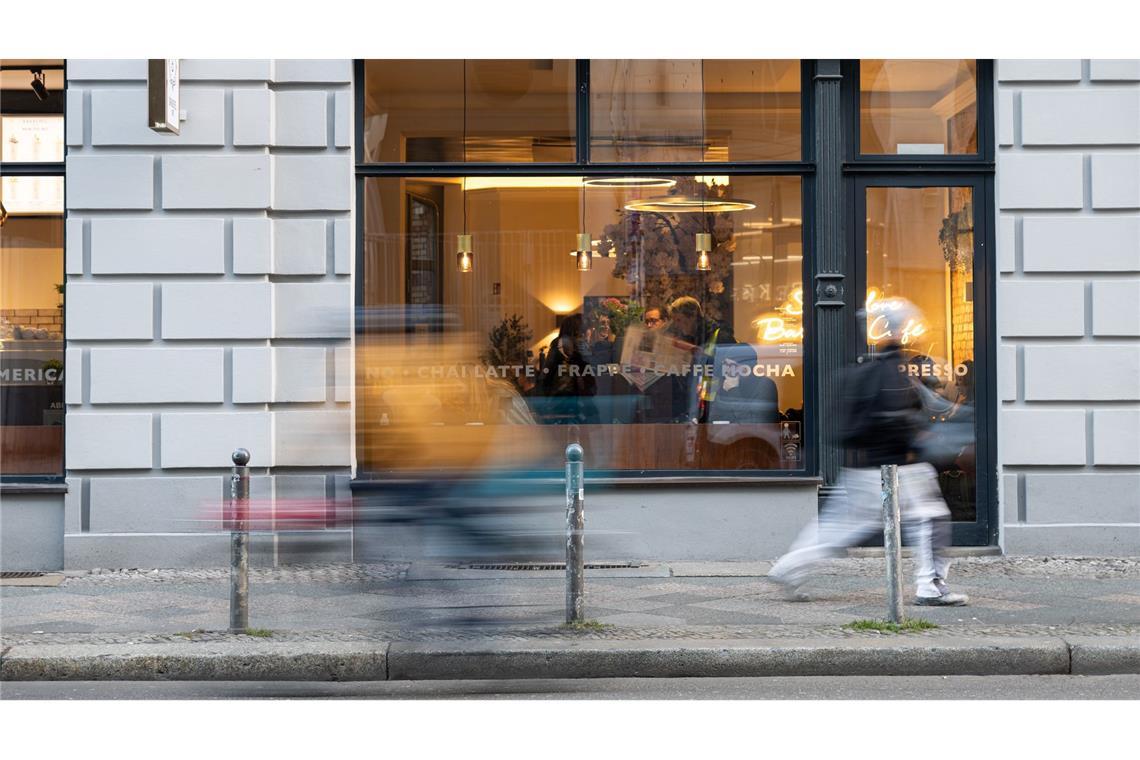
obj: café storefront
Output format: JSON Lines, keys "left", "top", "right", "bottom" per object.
{"left": 352, "top": 59, "right": 997, "bottom": 550}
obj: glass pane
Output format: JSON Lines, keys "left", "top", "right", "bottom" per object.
{"left": 1, "top": 179, "right": 65, "bottom": 477}
{"left": 363, "top": 60, "right": 576, "bottom": 163}
{"left": 360, "top": 175, "right": 805, "bottom": 474}
{"left": 865, "top": 186, "right": 976, "bottom": 521}
{"left": 590, "top": 60, "right": 801, "bottom": 162}
{"left": 0, "top": 60, "right": 65, "bottom": 162}
{"left": 860, "top": 60, "right": 978, "bottom": 155}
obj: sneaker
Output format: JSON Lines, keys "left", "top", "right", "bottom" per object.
{"left": 914, "top": 590, "right": 968, "bottom": 606}
{"left": 769, "top": 573, "right": 811, "bottom": 602}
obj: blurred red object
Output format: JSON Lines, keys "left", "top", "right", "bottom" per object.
{"left": 217, "top": 498, "right": 353, "bottom": 531}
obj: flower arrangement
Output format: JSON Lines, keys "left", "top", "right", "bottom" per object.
{"left": 595, "top": 297, "right": 644, "bottom": 338}
{"left": 598, "top": 177, "right": 736, "bottom": 324}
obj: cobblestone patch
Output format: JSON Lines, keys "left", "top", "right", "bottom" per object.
{"left": 3, "top": 622, "right": 1137, "bottom": 646}
{"left": 61, "top": 563, "right": 409, "bottom": 586}
{"left": 54, "top": 557, "right": 1140, "bottom": 586}
{"left": 814, "top": 556, "right": 1140, "bottom": 579}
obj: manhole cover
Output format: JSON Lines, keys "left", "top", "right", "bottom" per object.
{"left": 0, "top": 571, "right": 46, "bottom": 579}
{"left": 454, "top": 562, "right": 646, "bottom": 571}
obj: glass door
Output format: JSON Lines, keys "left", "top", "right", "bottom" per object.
{"left": 853, "top": 177, "right": 992, "bottom": 542}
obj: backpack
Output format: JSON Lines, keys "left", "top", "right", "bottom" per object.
{"left": 837, "top": 353, "right": 921, "bottom": 449}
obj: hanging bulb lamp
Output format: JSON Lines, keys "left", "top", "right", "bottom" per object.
{"left": 456, "top": 234, "right": 473, "bottom": 273}
{"left": 575, "top": 233, "right": 592, "bottom": 271}
{"left": 695, "top": 232, "right": 712, "bottom": 272}
{"left": 456, "top": 62, "right": 473, "bottom": 274}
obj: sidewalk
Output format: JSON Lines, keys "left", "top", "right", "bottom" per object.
{"left": 3, "top": 557, "right": 1138, "bottom": 681}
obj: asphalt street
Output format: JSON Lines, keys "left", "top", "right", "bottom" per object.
{"left": 4, "top": 675, "right": 1139, "bottom": 700}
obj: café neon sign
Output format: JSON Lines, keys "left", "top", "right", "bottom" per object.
{"left": 865, "top": 288, "right": 928, "bottom": 345}
{"left": 753, "top": 287, "right": 929, "bottom": 345}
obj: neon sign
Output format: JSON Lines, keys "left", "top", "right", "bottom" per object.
{"left": 752, "top": 287, "right": 931, "bottom": 346}
{"left": 752, "top": 287, "right": 806, "bottom": 344}
{"left": 865, "top": 288, "right": 928, "bottom": 345}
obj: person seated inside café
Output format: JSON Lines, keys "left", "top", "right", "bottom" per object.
{"left": 535, "top": 313, "right": 598, "bottom": 424}
{"left": 705, "top": 342, "right": 779, "bottom": 425}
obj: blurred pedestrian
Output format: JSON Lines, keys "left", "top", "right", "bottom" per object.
{"left": 769, "top": 298, "right": 968, "bottom": 607}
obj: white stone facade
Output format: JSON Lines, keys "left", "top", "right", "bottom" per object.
{"left": 995, "top": 59, "right": 1140, "bottom": 555}
{"left": 63, "top": 60, "right": 354, "bottom": 567}
{"left": 44, "top": 58, "right": 1140, "bottom": 567}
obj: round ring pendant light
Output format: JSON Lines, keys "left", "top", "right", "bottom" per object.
{"left": 583, "top": 177, "right": 677, "bottom": 189}
{"left": 623, "top": 195, "right": 755, "bottom": 214}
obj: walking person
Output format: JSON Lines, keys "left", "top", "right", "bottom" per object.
{"left": 768, "top": 298, "right": 968, "bottom": 606}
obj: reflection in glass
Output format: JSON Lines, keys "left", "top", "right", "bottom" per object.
{"left": 363, "top": 60, "right": 576, "bottom": 163}
{"left": 590, "top": 60, "right": 801, "bottom": 162}
{"left": 0, "top": 186, "right": 65, "bottom": 476}
{"left": 1, "top": 115, "right": 65, "bottom": 164}
{"left": 0, "top": 60, "right": 65, "bottom": 164}
{"left": 865, "top": 186, "right": 976, "bottom": 520}
{"left": 860, "top": 60, "right": 978, "bottom": 155}
{"left": 360, "top": 176, "right": 805, "bottom": 473}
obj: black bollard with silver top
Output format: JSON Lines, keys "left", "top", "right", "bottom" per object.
{"left": 880, "top": 463, "right": 903, "bottom": 623}
{"left": 565, "top": 443, "right": 585, "bottom": 624}
{"left": 229, "top": 448, "right": 251, "bottom": 634}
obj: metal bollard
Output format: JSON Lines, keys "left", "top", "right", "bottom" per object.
{"left": 565, "top": 443, "right": 585, "bottom": 624}
{"left": 229, "top": 448, "right": 251, "bottom": 633}
{"left": 880, "top": 463, "right": 904, "bottom": 623}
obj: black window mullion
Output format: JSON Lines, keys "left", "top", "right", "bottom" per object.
{"left": 354, "top": 162, "right": 816, "bottom": 177}
{"left": 576, "top": 59, "right": 590, "bottom": 166}
{"left": 354, "top": 59, "right": 366, "bottom": 166}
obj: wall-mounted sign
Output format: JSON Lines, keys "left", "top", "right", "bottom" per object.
{"left": 147, "top": 59, "right": 180, "bottom": 135}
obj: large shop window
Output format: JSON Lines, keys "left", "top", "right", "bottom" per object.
{"left": 359, "top": 175, "right": 806, "bottom": 475}
{"left": 362, "top": 60, "right": 578, "bottom": 163}
{"left": 590, "top": 60, "right": 802, "bottom": 163}
{"left": 859, "top": 60, "right": 978, "bottom": 155}
{"left": 1, "top": 59, "right": 66, "bottom": 478}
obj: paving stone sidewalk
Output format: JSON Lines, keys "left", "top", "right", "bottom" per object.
{"left": 3, "top": 557, "right": 1138, "bottom": 644}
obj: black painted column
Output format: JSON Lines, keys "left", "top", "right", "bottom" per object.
{"left": 812, "top": 60, "right": 847, "bottom": 500}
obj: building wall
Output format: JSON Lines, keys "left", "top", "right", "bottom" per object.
{"left": 995, "top": 59, "right": 1140, "bottom": 554}
{"left": 63, "top": 60, "right": 355, "bottom": 567}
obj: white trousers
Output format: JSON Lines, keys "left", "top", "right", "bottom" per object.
{"left": 770, "top": 463, "right": 952, "bottom": 598}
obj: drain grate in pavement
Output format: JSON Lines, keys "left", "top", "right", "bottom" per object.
{"left": 1, "top": 571, "right": 65, "bottom": 587}
{"left": 454, "top": 562, "right": 647, "bottom": 571}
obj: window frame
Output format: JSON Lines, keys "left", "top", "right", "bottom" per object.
{"left": 353, "top": 59, "right": 819, "bottom": 483}
{"left": 843, "top": 59, "right": 995, "bottom": 171}
{"left": 0, "top": 61, "right": 67, "bottom": 484}
{"left": 840, "top": 59, "right": 998, "bottom": 545}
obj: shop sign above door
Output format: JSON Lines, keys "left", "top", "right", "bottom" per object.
{"left": 147, "top": 59, "right": 180, "bottom": 135}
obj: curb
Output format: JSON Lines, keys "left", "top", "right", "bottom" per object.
{"left": 0, "top": 642, "right": 388, "bottom": 682}
{"left": 5, "top": 636, "right": 1138, "bottom": 682}
{"left": 386, "top": 637, "right": 1073, "bottom": 680}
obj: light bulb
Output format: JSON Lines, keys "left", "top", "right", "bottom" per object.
{"left": 457, "top": 234, "right": 473, "bottom": 273}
